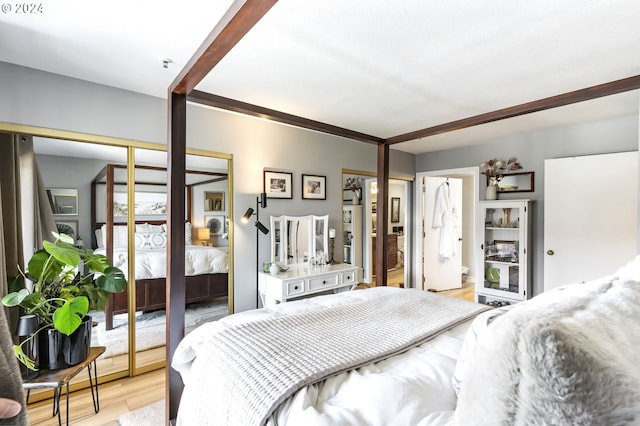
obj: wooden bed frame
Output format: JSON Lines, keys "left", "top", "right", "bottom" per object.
{"left": 91, "top": 163, "right": 229, "bottom": 331}
{"left": 104, "top": 273, "right": 228, "bottom": 330}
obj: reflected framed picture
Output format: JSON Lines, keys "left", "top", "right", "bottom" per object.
{"left": 204, "top": 215, "right": 225, "bottom": 235}
{"left": 302, "top": 174, "right": 326, "bottom": 200}
{"left": 204, "top": 191, "right": 225, "bottom": 211}
{"left": 56, "top": 220, "right": 78, "bottom": 240}
{"left": 264, "top": 171, "right": 293, "bottom": 199}
{"left": 391, "top": 197, "right": 400, "bottom": 223}
{"left": 47, "top": 188, "right": 78, "bottom": 215}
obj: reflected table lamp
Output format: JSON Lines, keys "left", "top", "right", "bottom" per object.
{"left": 197, "top": 228, "right": 211, "bottom": 246}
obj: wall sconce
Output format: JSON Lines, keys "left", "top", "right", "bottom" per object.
{"left": 197, "top": 228, "right": 211, "bottom": 245}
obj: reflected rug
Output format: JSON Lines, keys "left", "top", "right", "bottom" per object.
{"left": 91, "top": 299, "right": 228, "bottom": 358}
{"left": 119, "top": 400, "right": 164, "bottom": 426}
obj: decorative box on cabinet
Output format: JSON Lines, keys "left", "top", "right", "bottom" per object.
{"left": 258, "top": 263, "right": 359, "bottom": 308}
{"left": 475, "top": 200, "right": 531, "bottom": 306}
{"left": 343, "top": 205, "right": 363, "bottom": 278}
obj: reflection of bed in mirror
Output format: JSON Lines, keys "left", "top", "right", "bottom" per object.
{"left": 91, "top": 163, "right": 229, "bottom": 330}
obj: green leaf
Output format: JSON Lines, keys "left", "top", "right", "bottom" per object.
{"left": 96, "top": 267, "right": 127, "bottom": 293}
{"left": 52, "top": 296, "right": 89, "bottom": 335}
{"left": 8, "top": 275, "right": 25, "bottom": 293}
{"left": 1, "top": 289, "right": 29, "bottom": 307}
{"left": 43, "top": 240, "right": 81, "bottom": 268}
{"left": 54, "top": 232, "right": 74, "bottom": 245}
{"left": 13, "top": 345, "right": 37, "bottom": 371}
{"left": 84, "top": 253, "right": 109, "bottom": 273}
{"left": 27, "top": 249, "right": 52, "bottom": 280}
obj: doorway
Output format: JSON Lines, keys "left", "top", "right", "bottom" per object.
{"left": 342, "top": 171, "right": 412, "bottom": 288}
{"left": 416, "top": 168, "right": 479, "bottom": 293}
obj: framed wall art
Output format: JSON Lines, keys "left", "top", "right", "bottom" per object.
{"left": 264, "top": 171, "right": 293, "bottom": 199}
{"left": 302, "top": 174, "right": 326, "bottom": 200}
{"left": 204, "top": 191, "right": 225, "bottom": 211}
{"left": 55, "top": 220, "right": 78, "bottom": 239}
{"left": 204, "top": 215, "right": 225, "bottom": 235}
{"left": 391, "top": 197, "right": 400, "bottom": 223}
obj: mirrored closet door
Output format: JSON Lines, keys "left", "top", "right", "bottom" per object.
{"left": 0, "top": 125, "right": 233, "bottom": 396}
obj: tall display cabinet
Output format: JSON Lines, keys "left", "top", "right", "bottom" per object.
{"left": 343, "top": 205, "right": 363, "bottom": 278}
{"left": 475, "top": 200, "right": 531, "bottom": 305}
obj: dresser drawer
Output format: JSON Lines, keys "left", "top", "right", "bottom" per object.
{"left": 308, "top": 274, "right": 338, "bottom": 291}
{"left": 286, "top": 280, "right": 305, "bottom": 296}
{"left": 341, "top": 270, "right": 356, "bottom": 284}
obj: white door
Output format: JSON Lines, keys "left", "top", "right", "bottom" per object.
{"left": 544, "top": 151, "right": 638, "bottom": 291}
{"left": 424, "top": 176, "right": 463, "bottom": 291}
{"left": 362, "top": 178, "right": 376, "bottom": 283}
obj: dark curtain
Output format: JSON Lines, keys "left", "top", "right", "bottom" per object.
{"left": 0, "top": 133, "right": 56, "bottom": 334}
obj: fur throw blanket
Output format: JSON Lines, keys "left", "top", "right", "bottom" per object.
{"left": 454, "top": 275, "right": 640, "bottom": 425}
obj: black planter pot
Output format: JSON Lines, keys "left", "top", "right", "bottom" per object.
{"left": 38, "top": 315, "right": 92, "bottom": 370}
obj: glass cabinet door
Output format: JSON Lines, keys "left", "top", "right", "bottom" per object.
{"left": 476, "top": 200, "right": 530, "bottom": 304}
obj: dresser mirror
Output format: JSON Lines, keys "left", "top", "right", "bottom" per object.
{"left": 270, "top": 215, "right": 329, "bottom": 266}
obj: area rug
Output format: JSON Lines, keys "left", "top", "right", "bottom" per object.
{"left": 91, "top": 300, "right": 228, "bottom": 358}
{"left": 119, "top": 400, "right": 164, "bottom": 426}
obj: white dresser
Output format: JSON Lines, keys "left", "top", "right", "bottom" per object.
{"left": 258, "top": 263, "right": 359, "bottom": 308}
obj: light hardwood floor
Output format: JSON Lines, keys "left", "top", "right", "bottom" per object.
{"left": 27, "top": 368, "right": 165, "bottom": 425}
{"left": 27, "top": 277, "right": 474, "bottom": 425}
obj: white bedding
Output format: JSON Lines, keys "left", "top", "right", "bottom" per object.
{"left": 95, "top": 245, "right": 228, "bottom": 280}
{"left": 173, "top": 287, "right": 491, "bottom": 425}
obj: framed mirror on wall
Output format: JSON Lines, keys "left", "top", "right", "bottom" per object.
{"left": 496, "top": 171, "right": 535, "bottom": 193}
{"left": 47, "top": 188, "right": 78, "bottom": 215}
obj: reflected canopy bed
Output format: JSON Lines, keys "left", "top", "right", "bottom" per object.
{"left": 165, "top": 0, "right": 640, "bottom": 422}
{"left": 91, "top": 163, "right": 229, "bottom": 330}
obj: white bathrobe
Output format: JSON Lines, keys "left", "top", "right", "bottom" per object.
{"left": 432, "top": 182, "right": 458, "bottom": 259}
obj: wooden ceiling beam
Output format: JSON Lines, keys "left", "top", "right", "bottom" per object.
{"left": 385, "top": 74, "right": 640, "bottom": 145}
{"left": 170, "top": 0, "right": 278, "bottom": 95}
{"left": 188, "top": 90, "right": 384, "bottom": 144}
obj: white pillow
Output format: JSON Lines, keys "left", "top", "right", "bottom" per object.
{"left": 95, "top": 229, "right": 104, "bottom": 248}
{"left": 136, "top": 223, "right": 164, "bottom": 234}
{"left": 101, "top": 225, "right": 128, "bottom": 248}
{"left": 134, "top": 232, "right": 167, "bottom": 249}
{"left": 185, "top": 222, "right": 192, "bottom": 245}
{"left": 148, "top": 233, "right": 167, "bottom": 249}
{"left": 134, "top": 232, "right": 148, "bottom": 249}
{"left": 452, "top": 306, "right": 511, "bottom": 395}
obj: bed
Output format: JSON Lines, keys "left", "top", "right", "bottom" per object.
{"left": 91, "top": 163, "right": 230, "bottom": 330}
{"left": 172, "top": 258, "right": 640, "bottom": 425}
{"left": 95, "top": 226, "right": 228, "bottom": 330}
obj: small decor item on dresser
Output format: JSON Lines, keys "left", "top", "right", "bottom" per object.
{"left": 270, "top": 263, "right": 281, "bottom": 274}
{"left": 480, "top": 157, "right": 523, "bottom": 200}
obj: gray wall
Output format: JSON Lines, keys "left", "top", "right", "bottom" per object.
{"left": 415, "top": 114, "right": 639, "bottom": 296}
{"left": 0, "top": 61, "right": 415, "bottom": 312}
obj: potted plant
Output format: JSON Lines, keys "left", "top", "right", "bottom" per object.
{"left": 480, "top": 157, "right": 522, "bottom": 200}
{"left": 2, "top": 232, "right": 126, "bottom": 371}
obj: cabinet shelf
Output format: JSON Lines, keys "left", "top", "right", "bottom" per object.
{"left": 484, "top": 259, "right": 519, "bottom": 266}
{"left": 485, "top": 226, "right": 519, "bottom": 230}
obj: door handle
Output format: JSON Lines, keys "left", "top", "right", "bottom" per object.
{"left": 546, "top": 250, "right": 555, "bottom": 256}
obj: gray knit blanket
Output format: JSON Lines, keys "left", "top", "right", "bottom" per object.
{"left": 190, "top": 288, "right": 489, "bottom": 426}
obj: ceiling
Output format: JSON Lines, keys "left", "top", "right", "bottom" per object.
{"left": 2, "top": 0, "right": 639, "bottom": 154}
